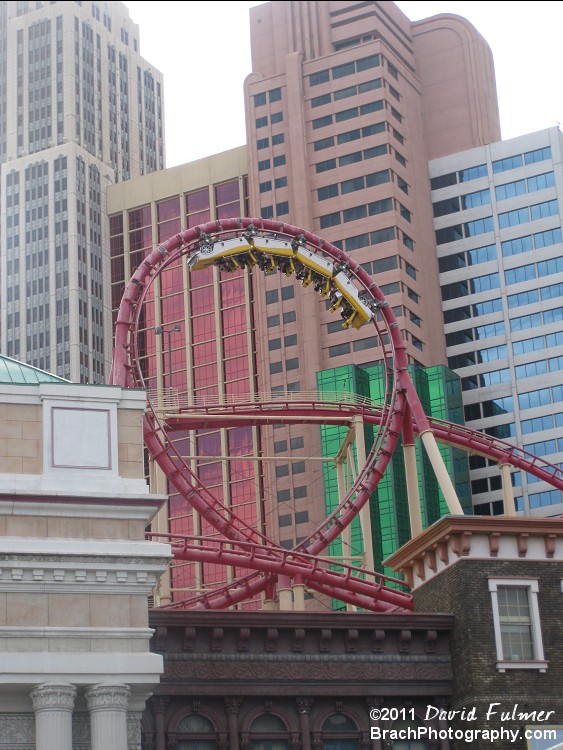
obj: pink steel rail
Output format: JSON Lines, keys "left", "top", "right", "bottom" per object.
{"left": 110, "top": 218, "right": 562, "bottom": 612}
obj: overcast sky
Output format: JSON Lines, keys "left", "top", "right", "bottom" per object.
{"left": 124, "top": 1, "right": 563, "bottom": 169}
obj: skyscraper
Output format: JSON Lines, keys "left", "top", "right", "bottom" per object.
{"left": 107, "top": 2, "right": 562, "bottom": 610}
{"left": 0, "top": 1, "right": 164, "bottom": 383}
{"left": 106, "top": 147, "right": 262, "bottom": 605}
{"left": 243, "top": 0, "right": 501, "bottom": 552}
{"left": 431, "top": 126, "right": 563, "bottom": 518}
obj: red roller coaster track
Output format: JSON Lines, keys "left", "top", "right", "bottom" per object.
{"left": 110, "top": 218, "right": 563, "bottom": 613}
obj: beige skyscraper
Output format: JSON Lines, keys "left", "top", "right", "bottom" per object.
{"left": 0, "top": 1, "right": 164, "bottom": 383}
{"left": 243, "top": 0, "right": 501, "bottom": 553}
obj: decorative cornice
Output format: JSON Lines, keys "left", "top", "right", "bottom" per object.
{"left": 0, "top": 494, "right": 166, "bottom": 512}
{"left": 385, "top": 516, "right": 563, "bottom": 571}
{"left": 384, "top": 516, "right": 563, "bottom": 589}
{"left": 166, "top": 652, "right": 451, "bottom": 665}
{"left": 163, "top": 658, "right": 452, "bottom": 684}
{"left": 0, "top": 626, "right": 154, "bottom": 640}
{"left": 0, "top": 554, "right": 169, "bottom": 595}
{"left": 149, "top": 610, "right": 453, "bottom": 631}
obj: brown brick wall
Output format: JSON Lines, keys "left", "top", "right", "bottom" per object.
{"left": 414, "top": 560, "right": 563, "bottom": 750}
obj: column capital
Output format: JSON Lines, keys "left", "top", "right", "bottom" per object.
{"left": 225, "top": 697, "right": 243, "bottom": 715}
{"left": 30, "top": 682, "right": 77, "bottom": 712}
{"left": 296, "top": 697, "right": 314, "bottom": 714}
{"left": 85, "top": 683, "right": 130, "bottom": 711}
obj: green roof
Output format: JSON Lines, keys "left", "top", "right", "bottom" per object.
{"left": 0, "top": 355, "right": 69, "bottom": 384}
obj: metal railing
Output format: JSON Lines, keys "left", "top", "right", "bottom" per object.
{"left": 147, "top": 387, "right": 385, "bottom": 413}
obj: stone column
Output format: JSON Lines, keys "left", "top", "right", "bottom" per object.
{"left": 296, "top": 698, "right": 313, "bottom": 750}
{"left": 152, "top": 697, "right": 168, "bottom": 750}
{"left": 86, "top": 683, "right": 130, "bottom": 750}
{"left": 225, "top": 697, "right": 242, "bottom": 750}
{"left": 30, "top": 682, "right": 77, "bottom": 750}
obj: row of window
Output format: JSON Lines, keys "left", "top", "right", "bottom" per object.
{"left": 519, "top": 384, "right": 563, "bottom": 411}
{"left": 498, "top": 198, "right": 558, "bottom": 229}
{"left": 274, "top": 436, "right": 304, "bottom": 453}
{"left": 445, "top": 320, "right": 505, "bottom": 347}
{"left": 502, "top": 226, "right": 562, "bottom": 258}
{"left": 308, "top": 53, "right": 381, "bottom": 87}
{"left": 432, "top": 172, "right": 555, "bottom": 218}
{"left": 270, "top": 358, "right": 299, "bottom": 375}
{"left": 436, "top": 194, "right": 559, "bottom": 245}
{"left": 524, "top": 436, "right": 563, "bottom": 458}
{"left": 316, "top": 142, "right": 388, "bottom": 173}
{"left": 438, "top": 243, "right": 497, "bottom": 272}
{"left": 319, "top": 196, "right": 411, "bottom": 229}
{"left": 435, "top": 217, "right": 493, "bottom": 245}
{"left": 450, "top": 328, "right": 563, "bottom": 369}
{"left": 279, "top": 510, "right": 309, "bottom": 528}
{"left": 508, "top": 280, "right": 563, "bottom": 309}
{"left": 527, "top": 489, "right": 562, "bottom": 508}
{"left": 259, "top": 176, "right": 288, "bottom": 193}
{"left": 317, "top": 167, "right": 407, "bottom": 201}
{"left": 261, "top": 201, "right": 289, "bottom": 218}
{"left": 312, "top": 98, "right": 402, "bottom": 131}
{"left": 510, "top": 305, "right": 563, "bottom": 332}
{"left": 433, "top": 188, "right": 491, "bottom": 218}
{"left": 492, "top": 146, "right": 552, "bottom": 174}
{"left": 461, "top": 357, "right": 563, "bottom": 391}
{"left": 269, "top": 333, "right": 297, "bottom": 351}
{"left": 265, "top": 286, "right": 295, "bottom": 305}
{"left": 314, "top": 120, "right": 404, "bottom": 152}
{"left": 267, "top": 310, "right": 297, "bottom": 328}
{"left": 277, "top": 485, "right": 307, "bottom": 501}
{"left": 253, "top": 87, "right": 282, "bottom": 107}
{"left": 258, "top": 154, "right": 287, "bottom": 171}
{"left": 506, "top": 255, "right": 563, "bottom": 286}
{"left": 443, "top": 298, "right": 497, "bottom": 324}
{"left": 275, "top": 463, "right": 306, "bottom": 478}
{"left": 464, "top": 396, "right": 514, "bottom": 421}
{"left": 255, "top": 111, "right": 284, "bottom": 128}
{"left": 256, "top": 133, "right": 285, "bottom": 149}
{"left": 311, "top": 76, "right": 383, "bottom": 108}
{"left": 334, "top": 226, "right": 413, "bottom": 254}
{"left": 443, "top": 274, "right": 563, "bottom": 307}
{"left": 430, "top": 146, "right": 551, "bottom": 190}
{"left": 359, "top": 254, "right": 417, "bottom": 282}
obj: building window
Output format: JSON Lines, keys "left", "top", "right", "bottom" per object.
{"left": 249, "top": 714, "right": 289, "bottom": 749}
{"left": 320, "top": 714, "right": 360, "bottom": 749}
{"left": 175, "top": 714, "right": 219, "bottom": 749}
{"left": 488, "top": 579, "right": 547, "bottom": 672}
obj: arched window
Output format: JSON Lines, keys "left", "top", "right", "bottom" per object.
{"left": 249, "top": 713, "right": 290, "bottom": 750}
{"left": 176, "top": 714, "right": 219, "bottom": 750}
{"left": 392, "top": 718, "right": 429, "bottom": 750}
{"left": 321, "top": 714, "right": 360, "bottom": 750}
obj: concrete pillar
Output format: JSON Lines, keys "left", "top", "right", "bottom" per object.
{"left": 86, "top": 683, "right": 130, "bottom": 750}
{"left": 293, "top": 582, "right": 305, "bottom": 611}
{"left": 403, "top": 443, "right": 423, "bottom": 537}
{"left": 419, "top": 430, "right": 464, "bottom": 515}
{"left": 499, "top": 463, "right": 516, "bottom": 515}
{"left": 278, "top": 574, "right": 293, "bottom": 610}
{"left": 30, "top": 682, "right": 77, "bottom": 750}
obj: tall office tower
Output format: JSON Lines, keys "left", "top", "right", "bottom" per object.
{"left": 243, "top": 1, "right": 501, "bottom": 554}
{"left": 431, "top": 126, "right": 563, "bottom": 519}
{"left": 106, "top": 147, "right": 265, "bottom": 606}
{"left": 0, "top": 1, "right": 164, "bottom": 383}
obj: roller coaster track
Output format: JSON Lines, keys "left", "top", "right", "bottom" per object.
{"left": 110, "top": 218, "right": 562, "bottom": 612}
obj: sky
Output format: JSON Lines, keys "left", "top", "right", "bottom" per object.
{"left": 124, "top": 1, "right": 563, "bottom": 169}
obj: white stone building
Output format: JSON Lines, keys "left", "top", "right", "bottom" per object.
{"left": 0, "top": 355, "right": 170, "bottom": 750}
